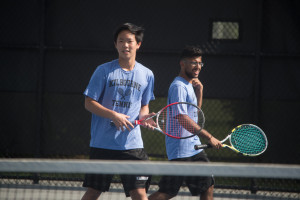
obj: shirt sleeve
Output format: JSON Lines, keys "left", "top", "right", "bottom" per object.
{"left": 168, "top": 85, "right": 188, "bottom": 115}
{"left": 168, "top": 85, "right": 187, "bottom": 104}
{"left": 83, "top": 65, "right": 106, "bottom": 101}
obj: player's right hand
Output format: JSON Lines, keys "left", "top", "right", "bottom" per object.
{"left": 111, "top": 112, "right": 134, "bottom": 131}
{"left": 208, "top": 137, "right": 222, "bottom": 149}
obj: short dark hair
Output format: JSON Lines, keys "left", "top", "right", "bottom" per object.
{"left": 180, "top": 46, "right": 203, "bottom": 60}
{"left": 113, "top": 23, "right": 145, "bottom": 43}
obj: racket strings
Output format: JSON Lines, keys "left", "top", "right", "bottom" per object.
{"left": 231, "top": 126, "right": 267, "bottom": 155}
{"left": 158, "top": 107, "right": 185, "bottom": 138}
{"left": 157, "top": 103, "right": 204, "bottom": 139}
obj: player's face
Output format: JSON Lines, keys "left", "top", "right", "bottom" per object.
{"left": 182, "top": 57, "right": 203, "bottom": 79}
{"left": 115, "top": 30, "right": 141, "bottom": 60}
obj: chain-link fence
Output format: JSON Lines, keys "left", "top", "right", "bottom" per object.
{"left": 1, "top": 0, "right": 300, "bottom": 165}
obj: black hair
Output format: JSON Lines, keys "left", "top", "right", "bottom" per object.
{"left": 113, "top": 23, "right": 145, "bottom": 43}
{"left": 180, "top": 46, "right": 203, "bottom": 60}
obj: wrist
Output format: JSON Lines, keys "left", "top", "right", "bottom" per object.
{"left": 109, "top": 110, "right": 118, "bottom": 120}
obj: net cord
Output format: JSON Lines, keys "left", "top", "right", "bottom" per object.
{"left": 0, "top": 159, "right": 299, "bottom": 179}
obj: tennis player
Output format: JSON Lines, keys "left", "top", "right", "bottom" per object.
{"left": 149, "top": 46, "right": 222, "bottom": 200}
{"left": 81, "top": 23, "right": 155, "bottom": 200}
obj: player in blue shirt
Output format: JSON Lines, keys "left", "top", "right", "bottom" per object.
{"left": 81, "top": 23, "right": 155, "bottom": 200}
{"left": 149, "top": 46, "right": 222, "bottom": 200}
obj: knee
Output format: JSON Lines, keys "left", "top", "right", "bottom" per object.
{"left": 129, "top": 188, "right": 148, "bottom": 200}
{"left": 81, "top": 188, "right": 101, "bottom": 200}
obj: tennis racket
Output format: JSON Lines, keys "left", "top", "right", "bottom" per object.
{"left": 194, "top": 124, "right": 268, "bottom": 156}
{"left": 111, "top": 102, "right": 205, "bottom": 139}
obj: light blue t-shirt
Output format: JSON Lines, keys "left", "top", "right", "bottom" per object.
{"left": 83, "top": 59, "right": 155, "bottom": 150}
{"left": 166, "top": 76, "right": 202, "bottom": 160}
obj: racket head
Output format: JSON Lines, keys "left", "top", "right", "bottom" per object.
{"left": 156, "top": 102, "right": 205, "bottom": 139}
{"left": 228, "top": 124, "right": 268, "bottom": 156}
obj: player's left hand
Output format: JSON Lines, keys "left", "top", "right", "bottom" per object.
{"left": 192, "top": 78, "right": 203, "bottom": 92}
{"left": 140, "top": 113, "right": 157, "bottom": 130}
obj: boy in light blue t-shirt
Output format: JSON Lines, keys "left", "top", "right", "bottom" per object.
{"left": 82, "top": 23, "right": 155, "bottom": 200}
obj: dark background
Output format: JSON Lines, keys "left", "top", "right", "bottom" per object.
{"left": 1, "top": 0, "right": 299, "bottom": 164}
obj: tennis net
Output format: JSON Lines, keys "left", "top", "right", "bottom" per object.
{"left": 1, "top": 159, "right": 300, "bottom": 200}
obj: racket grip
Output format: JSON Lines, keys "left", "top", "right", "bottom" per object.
{"left": 194, "top": 144, "right": 212, "bottom": 150}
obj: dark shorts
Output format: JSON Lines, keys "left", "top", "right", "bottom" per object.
{"left": 157, "top": 151, "right": 214, "bottom": 196}
{"left": 82, "top": 147, "right": 151, "bottom": 197}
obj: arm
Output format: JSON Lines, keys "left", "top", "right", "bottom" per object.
{"left": 198, "top": 129, "right": 222, "bottom": 149}
{"left": 175, "top": 114, "right": 203, "bottom": 134}
{"left": 192, "top": 78, "right": 203, "bottom": 108}
{"left": 84, "top": 96, "right": 134, "bottom": 131}
{"left": 139, "top": 104, "right": 150, "bottom": 120}
{"left": 191, "top": 80, "right": 221, "bottom": 148}
{"left": 175, "top": 114, "right": 222, "bottom": 149}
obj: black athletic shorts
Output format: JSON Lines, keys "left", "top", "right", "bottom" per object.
{"left": 82, "top": 147, "right": 151, "bottom": 197}
{"left": 157, "top": 151, "right": 214, "bottom": 196}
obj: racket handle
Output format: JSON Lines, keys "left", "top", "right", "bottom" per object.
{"left": 194, "top": 144, "right": 212, "bottom": 150}
{"left": 110, "top": 120, "right": 137, "bottom": 127}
